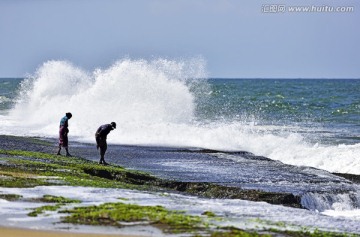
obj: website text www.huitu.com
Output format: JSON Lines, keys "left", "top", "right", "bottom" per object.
{"left": 261, "top": 5, "right": 355, "bottom": 13}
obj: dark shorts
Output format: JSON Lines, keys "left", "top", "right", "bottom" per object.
{"left": 95, "top": 134, "right": 107, "bottom": 155}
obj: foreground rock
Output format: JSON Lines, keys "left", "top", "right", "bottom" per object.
{"left": 1, "top": 135, "right": 359, "bottom": 211}
{"left": 1, "top": 135, "right": 360, "bottom": 236}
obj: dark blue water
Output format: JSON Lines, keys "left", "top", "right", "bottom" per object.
{"left": 0, "top": 78, "right": 22, "bottom": 112}
{"left": 195, "top": 79, "right": 360, "bottom": 145}
{"left": 198, "top": 79, "right": 360, "bottom": 123}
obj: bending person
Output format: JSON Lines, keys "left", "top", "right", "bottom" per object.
{"left": 57, "top": 112, "right": 72, "bottom": 156}
{"left": 95, "top": 122, "right": 116, "bottom": 165}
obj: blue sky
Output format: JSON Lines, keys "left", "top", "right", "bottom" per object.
{"left": 0, "top": 0, "right": 359, "bottom": 78}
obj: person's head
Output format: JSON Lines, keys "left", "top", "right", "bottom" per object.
{"left": 110, "top": 122, "right": 116, "bottom": 129}
{"left": 66, "top": 112, "right": 72, "bottom": 119}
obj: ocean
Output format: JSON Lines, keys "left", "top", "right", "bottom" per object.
{"left": 1, "top": 59, "right": 360, "bottom": 233}
{"left": 0, "top": 59, "right": 359, "bottom": 175}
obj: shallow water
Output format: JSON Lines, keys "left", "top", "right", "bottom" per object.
{"left": 1, "top": 186, "right": 360, "bottom": 235}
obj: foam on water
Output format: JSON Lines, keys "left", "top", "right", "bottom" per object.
{"left": 1, "top": 59, "right": 360, "bottom": 175}
{"left": 1, "top": 186, "right": 360, "bottom": 233}
{"left": 301, "top": 191, "right": 360, "bottom": 212}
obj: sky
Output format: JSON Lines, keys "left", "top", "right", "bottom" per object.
{"left": 0, "top": 0, "right": 359, "bottom": 78}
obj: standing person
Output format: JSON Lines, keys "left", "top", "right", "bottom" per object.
{"left": 95, "top": 122, "right": 116, "bottom": 165}
{"left": 57, "top": 112, "right": 72, "bottom": 156}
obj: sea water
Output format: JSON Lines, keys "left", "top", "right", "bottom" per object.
{"left": 0, "top": 59, "right": 359, "bottom": 175}
{"left": 1, "top": 186, "right": 360, "bottom": 234}
{"left": 1, "top": 59, "right": 360, "bottom": 231}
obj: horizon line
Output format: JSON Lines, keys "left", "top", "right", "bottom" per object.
{"left": 1, "top": 77, "right": 359, "bottom": 80}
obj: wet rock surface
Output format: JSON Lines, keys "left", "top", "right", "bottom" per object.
{"left": 1, "top": 135, "right": 359, "bottom": 210}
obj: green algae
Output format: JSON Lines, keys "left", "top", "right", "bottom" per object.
{"left": 0, "top": 171, "right": 50, "bottom": 187}
{"left": 0, "top": 135, "right": 52, "bottom": 147}
{"left": 268, "top": 228, "right": 357, "bottom": 237}
{"left": 62, "top": 202, "right": 206, "bottom": 234}
{"left": 209, "top": 227, "right": 357, "bottom": 237}
{"left": 28, "top": 204, "right": 63, "bottom": 217}
{"left": 39, "top": 194, "right": 81, "bottom": 204}
{"left": 202, "top": 211, "right": 217, "bottom": 217}
{"left": 63, "top": 202, "right": 341, "bottom": 236}
{"left": 28, "top": 195, "right": 81, "bottom": 217}
{"left": 246, "top": 219, "right": 354, "bottom": 237}
{"left": 210, "top": 228, "right": 269, "bottom": 237}
{"left": 0, "top": 149, "right": 158, "bottom": 189}
{"left": 0, "top": 193, "right": 22, "bottom": 201}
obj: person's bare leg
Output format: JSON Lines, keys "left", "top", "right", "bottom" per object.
{"left": 99, "top": 146, "right": 108, "bottom": 165}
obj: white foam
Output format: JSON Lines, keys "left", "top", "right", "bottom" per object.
{"left": 322, "top": 209, "right": 360, "bottom": 220}
{"left": 1, "top": 186, "right": 360, "bottom": 233}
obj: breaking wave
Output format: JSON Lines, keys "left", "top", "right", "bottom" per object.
{"left": 2, "top": 58, "right": 360, "bottom": 175}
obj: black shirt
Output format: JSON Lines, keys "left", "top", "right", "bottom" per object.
{"left": 96, "top": 124, "right": 113, "bottom": 139}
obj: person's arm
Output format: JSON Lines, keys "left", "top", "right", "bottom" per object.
{"left": 96, "top": 126, "right": 104, "bottom": 136}
{"left": 95, "top": 126, "right": 102, "bottom": 149}
{"left": 65, "top": 119, "right": 69, "bottom": 133}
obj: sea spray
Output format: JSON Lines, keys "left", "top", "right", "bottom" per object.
{"left": 9, "top": 58, "right": 206, "bottom": 141}
{"left": 11, "top": 61, "right": 93, "bottom": 127}
{"left": 2, "top": 65, "right": 360, "bottom": 175}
